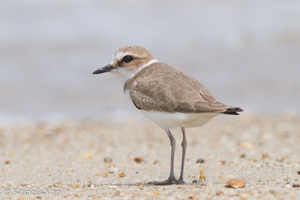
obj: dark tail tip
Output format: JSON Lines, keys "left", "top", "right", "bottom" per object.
{"left": 223, "top": 107, "right": 243, "bottom": 115}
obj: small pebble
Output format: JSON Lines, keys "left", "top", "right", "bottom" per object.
{"left": 275, "top": 156, "right": 286, "bottom": 162}
{"left": 4, "top": 160, "right": 10, "bottom": 164}
{"left": 225, "top": 179, "right": 245, "bottom": 189}
{"left": 188, "top": 195, "right": 195, "bottom": 200}
{"left": 297, "top": 171, "right": 300, "bottom": 175}
{"left": 73, "top": 184, "right": 81, "bottom": 189}
{"left": 104, "top": 157, "right": 112, "bottom": 163}
{"left": 7, "top": 152, "right": 14, "bottom": 157}
{"left": 215, "top": 190, "right": 224, "bottom": 195}
{"left": 199, "top": 170, "right": 206, "bottom": 181}
{"left": 153, "top": 160, "right": 160, "bottom": 165}
{"left": 134, "top": 157, "right": 144, "bottom": 163}
{"left": 52, "top": 183, "right": 61, "bottom": 188}
{"left": 240, "top": 154, "right": 246, "bottom": 158}
{"left": 102, "top": 172, "right": 109, "bottom": 177}
{"left": 292, "top": 183, "right": 300, "bottom": 187}
{"left": 114, "top": 191, "right": 121, "bottom": 196}
{"left": 262, "top": 153, "right": 270, "bottom": 159}
{"left": 84, "top": 154, "right": 94, "bottom": 159}
{"left": 153, "top": 191, "right": 160, "bottom": 198}
{"left": 218, "top": 175, "right": 226, "bottom": 180}
{"left": 108, "top": 165, "right": 118, "bottom": 174}
{"left": 240, "top": 142, "right": 253, "bottom": 149}
{"left": 219, "top": 161, "right": 227, "bottom": 166}
{"left": 196, "top": 158, "right": 205, "bottom": 164}
{"left": 139, "top": 185, "right": 144, "bottom": 190}
{"left": 118, "top": 172, "right": 126, "bottom": 178}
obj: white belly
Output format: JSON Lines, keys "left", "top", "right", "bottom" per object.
{"left": 140, "top": 110, "right": 218, "bottom": 130}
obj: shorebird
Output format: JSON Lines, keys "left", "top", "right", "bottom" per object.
{"left": 93, "top": 46, "right": 243, "bottom": 185}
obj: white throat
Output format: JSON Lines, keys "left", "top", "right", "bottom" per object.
{"left": 112, "top": 59, "right": 158, "bottom": 83}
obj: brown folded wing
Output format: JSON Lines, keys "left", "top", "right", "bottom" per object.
{"left": 124, "top": 63, "right": 237, "bottom": 113}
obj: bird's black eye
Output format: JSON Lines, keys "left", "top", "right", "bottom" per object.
{"left": 123, "top": 55, "right": 133, "bottom": 63}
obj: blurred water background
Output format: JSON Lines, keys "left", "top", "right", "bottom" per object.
{"left": 0, "top": 0, "right": 300, "bottom": 123}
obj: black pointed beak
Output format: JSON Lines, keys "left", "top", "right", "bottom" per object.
{"left": 92, "top": 64, "right": 114, "bottom": 74}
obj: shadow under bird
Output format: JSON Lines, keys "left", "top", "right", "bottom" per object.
{"left": 93, "top": 46, "right": 243, "bottom": 185}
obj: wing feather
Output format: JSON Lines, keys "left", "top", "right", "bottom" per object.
{"left": 125, "top": 63, "right": 232, "bottom": 113}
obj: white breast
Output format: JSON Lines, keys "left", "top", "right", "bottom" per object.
{"left": 140, "top": 110, "right": 218, "bottom": 130}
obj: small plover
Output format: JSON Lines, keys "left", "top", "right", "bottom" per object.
{"left": 93, "top": 46, "right": 243, "bottom": 185}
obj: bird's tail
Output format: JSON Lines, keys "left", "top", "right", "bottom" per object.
{"left": 222, "top": 107, "right": 243, "bottom": 115}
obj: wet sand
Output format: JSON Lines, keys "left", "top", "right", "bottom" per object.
{"left": 1, "top": 114, "right": 300, "bottom": 199}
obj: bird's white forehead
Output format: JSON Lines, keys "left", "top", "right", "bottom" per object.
{"left": 110, "top": 51, "right": 127, "bottom": 65}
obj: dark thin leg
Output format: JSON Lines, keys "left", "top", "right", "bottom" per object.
{"left": 178, "top": 127, "right": 187, "bottom": 183}
{"left": 148, "top": 129, "right": 181, "bottom": 185}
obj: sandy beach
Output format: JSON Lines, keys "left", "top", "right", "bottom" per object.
{"left": 1, "top": 114, "right": 299, "bottom": 199}
{"left": 1, "top": 1, "right": 300, "bottom": 199}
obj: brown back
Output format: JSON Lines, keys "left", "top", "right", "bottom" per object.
{"left": 124, "top": 63, "right": 232, "bottom": 113}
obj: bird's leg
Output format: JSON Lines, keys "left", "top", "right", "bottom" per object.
{"left": 166, "top": 129, "right": 177, "bottom": 182}
{"left": 148, "top": 129, "right": 180, "bottom": 185}
{"left": 178, "top": 127, "right": 187, "bottom": 183}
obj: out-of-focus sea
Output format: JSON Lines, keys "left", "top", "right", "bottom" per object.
{"left": 0, "top": 0, "right": 299, "bottom": 123}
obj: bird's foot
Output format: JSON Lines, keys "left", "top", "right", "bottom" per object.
{"left": 148, "top": 178, "right": 185, "bottom": 185}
